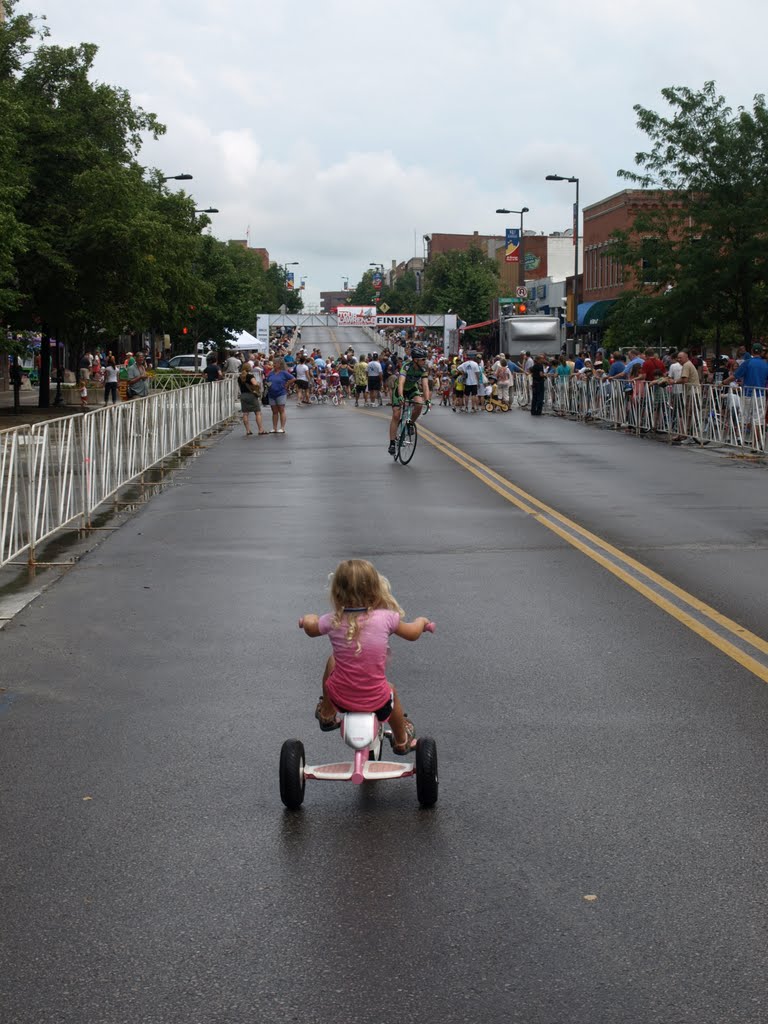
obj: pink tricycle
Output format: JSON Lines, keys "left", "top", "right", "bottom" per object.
{"left": 279, "top": 624, "right": 438, "bottom": 810}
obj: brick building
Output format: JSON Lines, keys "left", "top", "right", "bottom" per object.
{"left": 581, "top": 189, "right": 668, "bottom": 329}
{"left": 319, "top": 290, "right": 351, "bottom": 313}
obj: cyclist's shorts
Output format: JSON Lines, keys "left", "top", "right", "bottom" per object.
{"left": 392, "top": 389, "right": 421, "bottom": 408}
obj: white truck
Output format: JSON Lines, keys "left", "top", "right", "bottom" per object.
{"left": 501, "top": 315, "right": 563, "bottom": 358}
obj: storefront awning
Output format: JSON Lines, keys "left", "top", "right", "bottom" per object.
{"left": 462, "top": 318, "right": 498, "bottom": 331}
{"left": 578, "top": 300, "right": 616, "bottom": 327}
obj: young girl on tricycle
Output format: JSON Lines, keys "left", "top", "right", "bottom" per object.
{"left": 299, "top": 559, "right": 433, "bottom": 755}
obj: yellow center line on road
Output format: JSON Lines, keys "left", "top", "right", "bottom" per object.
{"left": 328, "top": 329, "right": 343, "bottom": 359}
{"left": 408, "top": 419, "right": 768, "bottom": 684}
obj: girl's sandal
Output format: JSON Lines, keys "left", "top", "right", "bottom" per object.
{"left": 390, "top": 717, "right": 416, "bottom": 755}
{"left": 315, "top": 698, "right": 340, "bottom": 732}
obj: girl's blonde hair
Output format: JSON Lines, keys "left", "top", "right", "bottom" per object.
{"left": 328, "top": 559, "right": 403, "bottom": 653}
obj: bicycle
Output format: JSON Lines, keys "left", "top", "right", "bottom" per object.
{"left": 393, "top": 399, "right": 428, "bottom": 465}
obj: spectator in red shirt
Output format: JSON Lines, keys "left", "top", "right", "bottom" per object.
{"left": 641, "top": 347, "right": 666, "bottom": 381}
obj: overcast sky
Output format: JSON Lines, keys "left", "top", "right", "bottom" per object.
{"left": 46, "top": 0, "right": 768, "bottom": 310}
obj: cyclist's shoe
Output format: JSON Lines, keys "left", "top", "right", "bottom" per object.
{"left": 388, "top": 440, "right": 396, "bottom": 455}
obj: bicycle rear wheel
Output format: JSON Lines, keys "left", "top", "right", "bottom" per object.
{"left": 397, "top": 419, "right": 418, "bottom": 464}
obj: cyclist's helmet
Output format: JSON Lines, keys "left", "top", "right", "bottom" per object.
{"left": 410, "top": 345, "right": 427, "bottom": 360}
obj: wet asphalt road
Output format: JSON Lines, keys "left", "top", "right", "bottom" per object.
{"left": 3, "top": 327, "right": 768, "bottom": 1024}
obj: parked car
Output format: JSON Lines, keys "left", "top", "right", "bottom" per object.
{"left": 165, "top": 354, "right": 207, "bottom": 373}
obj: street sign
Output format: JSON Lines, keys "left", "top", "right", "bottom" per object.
{"left": 379, "top": 302, "right": 390, "bottom": 313}
{"left": 516, "top": 287, "right": 527, "bottom": 298}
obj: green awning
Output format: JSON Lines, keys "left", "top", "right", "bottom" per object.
{"left": 578, "top": 300, "right": 616, "bottom": 327}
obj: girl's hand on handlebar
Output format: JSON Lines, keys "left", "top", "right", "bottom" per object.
{"left": 299, "top": 613, "right": 321, "bottom": 636}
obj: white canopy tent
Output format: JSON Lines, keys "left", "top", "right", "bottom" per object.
{"left": 230, "top": 330, "right": 267, "bottom": 352}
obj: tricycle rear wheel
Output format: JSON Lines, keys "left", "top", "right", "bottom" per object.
{"left": 415, "top": 737, "right": 438, "bottom": 807}
{"left": 280, "top": 739, "right": 306, "bottom": 809}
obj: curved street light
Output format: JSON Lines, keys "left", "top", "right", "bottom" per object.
{"left": 161, "top": 173, "right": 193, "bottom": 182}
{"left": 545, "top": 174, "right": 580, "bottom": 355}
{"left": 194, "top": 208, "right": 219, "bottom": 214}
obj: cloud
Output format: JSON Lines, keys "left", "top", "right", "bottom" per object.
{"left": 45, "top": 0, "right": 768, "bottom": 308}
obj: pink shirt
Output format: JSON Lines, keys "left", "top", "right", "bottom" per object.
{"left": 318, "top": 609, "right": 401, "bottom": 710}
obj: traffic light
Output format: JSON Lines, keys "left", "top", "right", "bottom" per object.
{"left": 182, "top": 327, "right": 188, "bottom": 335}
{"left": 518, "top": 303, "right": 527, "bottom": 315}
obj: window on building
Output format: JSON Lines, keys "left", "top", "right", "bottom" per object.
{"left": 640, "top": 237, "right": 660, "bottom": 285}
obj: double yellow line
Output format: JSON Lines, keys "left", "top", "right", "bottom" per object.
{"left": 416, "top": 421, "right": 768, "bottom": 684}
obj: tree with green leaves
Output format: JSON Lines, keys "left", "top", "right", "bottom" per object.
{"left": 181, "top": 238, "right": 279, "bottom": 347}
{"left": 3, "top": 5, "right": 167, "bottom": 404}
{"left": 609, "top": 82, "right": 768, "bottom": 354}
{"left": 421, "top": 246, "right": 499, "bottom": 326}
{"left": 0, "top": 6, "right": 29, "bottom": 323}
{"left": 346, "top": 270, "right": 379, "bottom": 308}
{"left": 264, "top": 262, "right": 303, "bottom": 314}
{"left": 381, "top": 270, "right": 422, "bottom": 314}
{"left": 0, "top": 3, "right": 288, "bottom": 404}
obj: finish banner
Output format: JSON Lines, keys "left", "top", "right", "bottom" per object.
{"left": 376, "top": 315, "right": 415, "bottom": 326}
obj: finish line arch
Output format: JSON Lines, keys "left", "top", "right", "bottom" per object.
{"left": 255, "top": 312, "right": 458, "bottom": 355}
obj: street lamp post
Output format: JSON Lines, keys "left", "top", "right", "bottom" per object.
{"left": 545, "top": 174, "right": 580, "bottom": 356}
{"left": 283, "top": 262, "right": 299, "bottom": 316}
{"left": 190, "top": 208, "right": 219, "bottom": 369}
{"left": 369, "top": 263, "right": 385, "bottom": 305}
{"left": 495, "top": 206, "right": 529, "bottom": 294}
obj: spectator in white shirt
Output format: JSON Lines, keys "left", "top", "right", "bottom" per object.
{"left": 457, "top": 356, "right": 481, "bottom": 412}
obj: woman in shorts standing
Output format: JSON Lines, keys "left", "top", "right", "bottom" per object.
{"left": 238, "top": 361, "right": 267, "bottom": 435}
{"left": 294, "top": 356, "right": 312, "bottom": 405}
{"left": 266, "top": 357, "right": 295, "bottom": 433}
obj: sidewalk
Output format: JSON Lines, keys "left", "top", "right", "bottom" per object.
{"left": 0, "top": 387, "right": 82, "bottom": 430}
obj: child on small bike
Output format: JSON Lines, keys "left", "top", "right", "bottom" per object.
{"left": 299, "top": 559, "right": 433, "bottom": 754}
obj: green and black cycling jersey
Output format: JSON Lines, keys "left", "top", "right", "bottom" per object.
{"left": 397, "top": 359, "right": 428, "bottom": 400}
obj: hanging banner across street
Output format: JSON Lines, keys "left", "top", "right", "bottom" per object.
{"left": 336, "top": 305, "right": 377, "bottom": 325}
{"left": 335, "top": 309, "right": 417, "bottom": 327}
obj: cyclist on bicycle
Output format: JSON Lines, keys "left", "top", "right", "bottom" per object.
{"left": 388, "top": 345, "right": 431, "bottom": 455}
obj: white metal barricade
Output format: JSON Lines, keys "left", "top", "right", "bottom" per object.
{"left": 508, "top": 373, "right": 767, "bottom": 452}
{"left": 0, "top": 378, "right": 237, "bottom": 568}
{"left": 0, "top": 427, "right": 30, "bottom": 566}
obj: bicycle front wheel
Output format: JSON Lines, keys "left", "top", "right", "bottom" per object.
{"left": 397, "top": 419, "right": 418, "bottom": 464}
